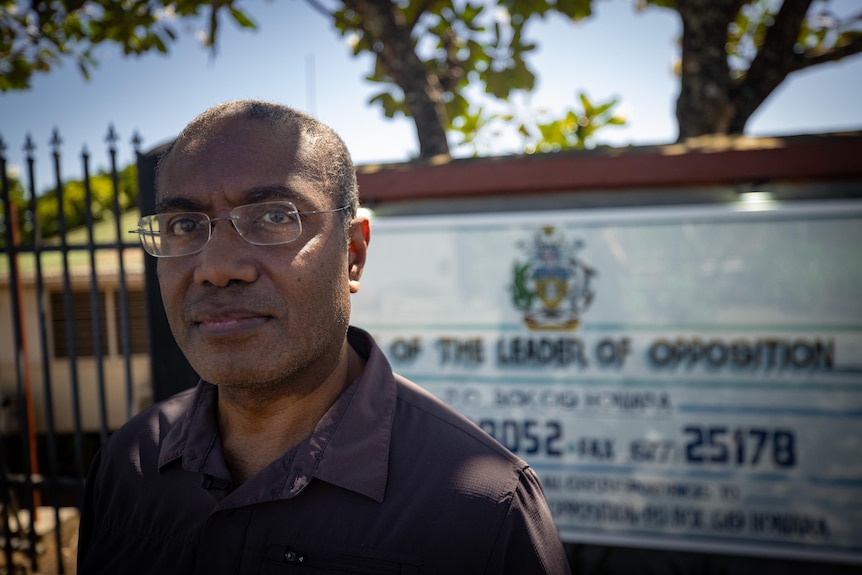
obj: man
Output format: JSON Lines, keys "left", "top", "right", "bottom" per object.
{"left": 77, "top": 100, "right": 570, "bottom": 573}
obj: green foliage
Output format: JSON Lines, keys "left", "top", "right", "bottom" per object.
{"left": 0, "top": 169, "right": 26, "bottom": 247}
{"left": 528, "top": 92, "right": 626, "bottom": 152}
{"left": 328, "top": 1, "right": 592, "bottom": 142}
{"left": 0, "top": 0, "right": 256, "bottom": 91}
{"left": 512, "top": 261, "right": 533, "bottom": 309}
{"left": 5, "top": 0, "right": 862, "bottom": 156}
{"left": 451, "top": 91, "right": 626, "bottom": 155}
{"left": 797, "top": 1, "right": 862, "bottom": 56}
{"left": 1, "top": 162, "right": 138, "bottom": 245}
{"left": 450, "top": 104, "right": 499, "bottom": 153}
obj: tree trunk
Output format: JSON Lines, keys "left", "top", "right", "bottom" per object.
{"left": 674, "top": 0, "right": 827, "bottom": 139}
{"left": 675, "top": 0, "right": 742, "bottom": 140}
{"left": 342, "top": 0, "right": 451, "bottom": 159}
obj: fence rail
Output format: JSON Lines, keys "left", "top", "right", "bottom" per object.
{"left": 0, "top": 127, "right": 146, "bottom": 574}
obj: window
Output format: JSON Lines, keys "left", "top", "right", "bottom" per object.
{"left": 50, "top": 288, "right": 148, "bottom": 358}
{"left": 114, "top": 288, "right": 149, "bottom": 355}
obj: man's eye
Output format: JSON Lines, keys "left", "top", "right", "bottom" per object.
{"left": 167, "top": 217, "right": 201, "bottom": 236}
{"left": 259, "top": 208, "right": 294, "bottom": 225}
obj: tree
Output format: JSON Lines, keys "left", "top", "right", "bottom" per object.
{"left": 309, "top": 0, "right": 601, "bottom": 158}
{"left": 2, "top": 0, "right": 612, "bottom": 159}
{"left": 0, "top": 0, "right": 255, "bottom": 92}
{"left": 643, "top": 0, "right": 862, "bottom": 140}
{"left": 3, "top": 1, "right": 859, "bottom": 154}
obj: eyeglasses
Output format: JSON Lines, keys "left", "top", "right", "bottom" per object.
{"left": 130, "top": 201, "right": 350, "bottom": 257}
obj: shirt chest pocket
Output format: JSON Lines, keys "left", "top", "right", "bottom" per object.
{"left": 260, "top": 545, "right": 420, "bottom": 575}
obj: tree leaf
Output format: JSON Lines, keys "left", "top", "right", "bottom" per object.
{"left": 229, "top": 7, "right": 257, "bottom": 30}
{"left": 555, "top": 0, "right": 593, "bottom": 21}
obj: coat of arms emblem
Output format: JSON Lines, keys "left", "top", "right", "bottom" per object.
{"left": 511, "top": 227, "right": 596, "bottom": 330}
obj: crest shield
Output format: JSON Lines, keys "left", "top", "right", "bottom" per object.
{"left": 511, "top": 227, "right": 596, "bottom": 330}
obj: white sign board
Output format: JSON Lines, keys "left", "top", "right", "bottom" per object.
{"left": 351, "top": 200, "right": 862, "bottom": 564}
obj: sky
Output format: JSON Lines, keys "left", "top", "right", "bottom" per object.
{"left": 1, "top": 0, "right": 861, "bottom": 190}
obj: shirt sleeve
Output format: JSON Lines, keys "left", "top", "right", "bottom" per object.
{"left": 485, "top": 466, "right": 571, "bottom": 574}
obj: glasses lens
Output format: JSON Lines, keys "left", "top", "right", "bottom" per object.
{"left": 232, "top": 201, "right": 302, "bottom": 245}
{"left": 138, "top": 213, "right": 210, "bottom": 257}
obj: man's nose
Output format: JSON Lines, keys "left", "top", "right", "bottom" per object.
{"left": 192, "top": 219, "right": 258, "bottom": 287}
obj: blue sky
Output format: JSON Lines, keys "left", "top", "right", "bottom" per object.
{"left": 1, "top": 0, "right": 861, "bottom": 189}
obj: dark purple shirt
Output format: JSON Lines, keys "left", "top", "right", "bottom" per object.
{"left": 78, "top": 327, "right": 570, "bottom": 573}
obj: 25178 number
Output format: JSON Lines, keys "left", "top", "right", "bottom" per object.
{"left": 683, "top": 426, "right": 796, "bottom": 468}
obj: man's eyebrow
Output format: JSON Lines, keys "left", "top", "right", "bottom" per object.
{"left": 155, "top": 186, "right": 308, "bottom": 213}
{"left": 155, "top": 197, "right": 204, "bottom": 213}
{"left": 243, "top": 185, "right": 304, "bottom": 203}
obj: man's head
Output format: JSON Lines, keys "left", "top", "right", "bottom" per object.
{"left": 157, "top": 100, "right": 359, "bottom": 242}
{"left": 153, "top": 100, "right": 369, "bottom": 395}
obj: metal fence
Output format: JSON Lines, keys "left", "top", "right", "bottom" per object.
{"left": 0, "top": 127, "right": 145, "bottom": 574}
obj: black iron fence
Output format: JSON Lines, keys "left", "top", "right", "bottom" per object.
{"left": 0, "top": 127, "right": 147, "bottom": 574}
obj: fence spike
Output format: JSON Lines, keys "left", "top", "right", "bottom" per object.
{"left": 132, "top": 131, "right": 143, "bottom": 154}
{"left": 23, "top": 133, "right": 35, "bottom": 155}
{"left": 50, "top": 128, "right": 63, "bottom": 153}
{"left": 106, "top": 124, "right": 118, "bottom": 148}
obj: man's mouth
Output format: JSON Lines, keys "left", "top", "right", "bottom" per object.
{"left": 193, "top": 312, "right": 271, "bottom": 337}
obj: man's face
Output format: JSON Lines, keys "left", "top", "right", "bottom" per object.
{"left": 156, "top": 117, "right": 362, "bottom": 393}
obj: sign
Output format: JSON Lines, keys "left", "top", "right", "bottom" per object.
{"left": 351, "top": 200, "right": 862, "bottom": 563}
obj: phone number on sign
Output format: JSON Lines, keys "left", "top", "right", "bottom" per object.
{"left": 476, "top": 420, "right": 797, "bottom": 469}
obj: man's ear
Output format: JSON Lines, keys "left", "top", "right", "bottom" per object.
{"left": 348, "top": 212, "right": 370, "bottom": 294}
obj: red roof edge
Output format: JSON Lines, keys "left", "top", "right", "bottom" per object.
{"left": 355, "top": 132, "right": 862, "bottom": 204}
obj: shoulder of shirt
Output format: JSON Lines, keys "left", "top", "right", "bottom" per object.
{"left": 391, "top": 372, "right": 528, "bottom": 470}
{"left": 100, "top": 385, "right": 199, "bottom": 451}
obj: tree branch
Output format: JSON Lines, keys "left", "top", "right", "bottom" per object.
{"left": 729, "top": 0, "right": 812, "bottom": 132}
{"left": 305, "top": 0, "right": 334, "bottom": 20}
{"left": 794, "top": 33, "right": 862, "bottom": 72}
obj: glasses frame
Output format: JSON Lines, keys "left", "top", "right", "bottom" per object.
{"left": 130, "top": 201, "right": 351, "bottom": 258}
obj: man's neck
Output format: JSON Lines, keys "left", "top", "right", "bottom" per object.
{"left": 216, "top": 341, "right": 365, "bottom": 484}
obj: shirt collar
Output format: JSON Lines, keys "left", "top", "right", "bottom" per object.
{"left": 157, "top": 326, "right": 395, "bottom": 503}
{"left": 300, "top": 326, "right": 395, "bottom": 502}
{"left": 158, "top": 380, "right": 221, "bottom": 474}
